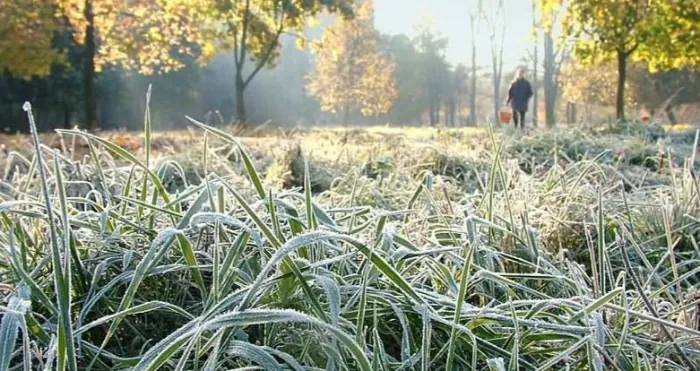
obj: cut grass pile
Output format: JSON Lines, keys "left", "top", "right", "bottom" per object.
{"left": 1, "top": 105, "right": 700, "bottom": 370}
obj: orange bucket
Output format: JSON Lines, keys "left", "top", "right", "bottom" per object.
{"left": 499, "top": 109, "right": 512, "bottom": 124}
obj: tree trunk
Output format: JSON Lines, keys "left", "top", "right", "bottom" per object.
{"left": 543, "top": 32, "right": 556, "bottom": 128}
{"left": 566, "top": 102, "right": 577, "bottom": 125}
{"left": 435, "top": 102, "right": 441, "bottom": 126}
{"left": 469, "top": 15, "right": 478, "bottom": 126}
{"left": 444, "top": 100, "right": 452, "bottom": 127}
{"left": 532, "top": 1, "right": 538, "bottom": 127}
{"left": 443, "top": 102, "right": 448, "bottom": 126}
{"left": 545, "top": 90, "right": 556, "bottom": 127}
{"left": 433, "top": 76, "right": 440, "bottom": 126}
{"left": 616, "top": 50, "right": 627, "bottom": 121}
{"left": 63, "top": 104, "right": 71, "bottom": 129}
{"left": 235, "top": 72, "right": 247, "bottom": 123}
{"left": 428, "top": 90, "right": 437, "bottom": 126}
{"left": 493, "top": 74, "right": 501, "bottom": 125}
{"left": 84, "top": 0, "right": 97, "bottom": 131}
{"left": 469, "top": 65, "right": 477, "bottom": 125}
{"left": 665, "top": 104, "right": 677, "bottom": 125}
{"left": 492, "top": 0, "right": 506, "bottom": 126}
{"left": 492, "top": 47, "right": 503, "bottom": 125}
{"left": 343, "top": 101, "right": 350, "bottom": 127}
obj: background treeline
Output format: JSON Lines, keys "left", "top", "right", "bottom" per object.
{"left": 1, "top": 0, "right": 700, "bottom": 132}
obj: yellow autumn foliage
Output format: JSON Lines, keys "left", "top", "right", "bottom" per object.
{"left": 306, "top": 0, "right": 397, "bottom": 122}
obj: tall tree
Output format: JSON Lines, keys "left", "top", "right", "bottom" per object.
{"left": 306, "top": 0, "right": 396, "bottom": 126}
{"left": 560, "top": 58, "right": 634, "bottom": 122}
{"left": 190, "top": 0, "right": 354, "bottom": 124}
{"left": 452, "top": 64, "right": 469, "bottom": 126}
{"left": 360, "top": 53, "right": 398, "bottom": 119}
{"left": 537, "top": 0, "right": 571, "bottom": 127}
{"left": 531, "top": 1, "right": 539, "bottom": 127}
{"left": 564, "top": 60, "right": 700, "bottom": 124}
{"left": 1, "top": 0, "right": 196, "bottom": 130}
{"left": 59, "top": 0, "right": 197, "bottom": 129}
{"left": 559, "top": 0, "right": 700, "bottom": 120}
{"left": 379, "top": 34, "right": 426, "bottom": 124}
{"left": 562, "top": 0, "right": 653, "bottom": 120}
{"left": 0, "top": 0, "right": 65, "bottom": 78}
{"left": 482, "top": 0, "right": 506, "bottom": 125}
{"left": 414, "top": 23, "right": 449, "bottom": 126}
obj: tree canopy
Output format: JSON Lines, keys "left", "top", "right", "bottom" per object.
{"left": 306, "top": 0, "right": 396, "bottom": 125}
{"left": 180, "top": 0, "right": 355, "bottom": 122}
{"left": 551, "top": 0, "right": 700, "bottom": 119}
{"left": 0, "top": 0, "right": 65, "bottom": 78}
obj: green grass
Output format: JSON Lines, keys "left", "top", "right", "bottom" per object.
{"left": 1, "top": 104, "right": 699, "bottom": 370}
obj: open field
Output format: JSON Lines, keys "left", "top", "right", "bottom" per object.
{"left": 1, "top": 116, "right": 700, "bottom": 370}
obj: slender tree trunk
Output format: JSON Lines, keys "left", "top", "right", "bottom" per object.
{"left": 492, "top": 0, "right": 505, "bottom": 125}
{"left": 492, "top": 69, "right": 501, "bottom": 125}
{"left": 545, "top": 90, "right": 556, "bottom": 127}
{"left": 665, "top": 104, "right": 677, "bottom": 125}
{"left": 235, "top": 72, "right": 247, "bottom": 123}
{"left": 84, "top": 0, "right": 97, "bottom": 131}
{"left": 566, "top": 102, "right": 577, "bottom": 125}
{"left": 543, "top": 32, "right": 556, "bottom": 127}
{"left": 569, "top": 102, "right": 577, "bottom": 124}
{"left": 616, "top": 49, "right": 627, "bottom": 121}
{"left": 491, "top": 38, "right": 504, "bottom": 125}
{"left": 469, "top": 15, "right": 478, "bottom": 126}
{"left": 444, "top": 100, "right": 450, "bottom": 126}
{"left": 455, "top": 95, "right": 461, "bottom": 126}
{"left": 343, "top": 101, "right": 350, "bottom": 127}
{"left": 435, "top": 101, "right": 441, "bottom": 126}
{"left": 63, "top": 104, "right": 71, "bottom": 129}
{"left": 443, "top": 102, "right": 447, "bottom": 126}
{"left": 432, "top": 75, "right": 439, "bottom": 126}
{"left": 532, "top": 1, "right": 538, "bottom": 127}
{"left": 428, "top": 76, "right": 437, "bottom": 126}
{"left": 469, "top": 62, "right": 477, "bottom": 125}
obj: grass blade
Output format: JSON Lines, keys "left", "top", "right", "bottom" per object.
{"left": 24, "top": 102, "right": 78, "bottom": 371}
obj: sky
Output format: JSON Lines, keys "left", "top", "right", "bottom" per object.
{"left": 374, "top": 0, "right": 535, "bottom": 71}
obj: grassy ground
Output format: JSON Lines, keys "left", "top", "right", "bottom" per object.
{"left": 1, "top": 113, "right": 700, "bottom": 370}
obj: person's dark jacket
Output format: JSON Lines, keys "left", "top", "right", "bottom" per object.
{"left": 507, "top": 78, "right": 533, "bottom": 112}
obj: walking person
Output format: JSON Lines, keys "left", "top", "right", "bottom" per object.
{"left": 505, "top": 67, "right": 533, "bottom": 129}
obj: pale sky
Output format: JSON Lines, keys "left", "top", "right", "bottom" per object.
{"left": 374, "top": 0, "right": 535, "bottom": 70}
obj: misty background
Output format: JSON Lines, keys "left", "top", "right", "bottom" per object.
{"left": 0, "top": 0, "right": 545, "bottom": 132}
{"left": 3, "top": 0, "right": 695, "bottom": 132}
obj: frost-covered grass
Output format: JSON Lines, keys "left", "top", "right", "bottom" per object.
{"left": 1, "top": 104, "right": 699, "bottom": 370}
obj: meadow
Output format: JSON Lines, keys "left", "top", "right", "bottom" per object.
{"left": 1, "top": 106, "right": 699, "bottom": 370}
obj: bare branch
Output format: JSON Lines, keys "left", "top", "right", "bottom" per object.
{"left": 243, "top": 9, "right": 286, "bottom": 87}
{"left": 237, "top": 0, "right": 252, "bottom": 69}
